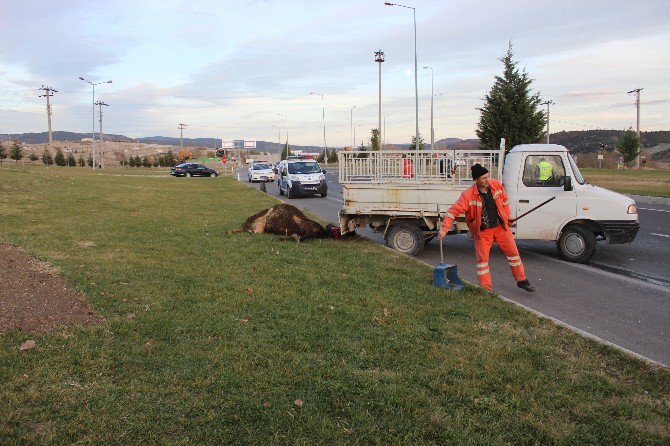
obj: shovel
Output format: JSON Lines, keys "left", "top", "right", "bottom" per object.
{"left": 433, "top": 216, "right": 465, "bottom": 291}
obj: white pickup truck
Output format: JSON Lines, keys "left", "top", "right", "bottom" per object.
{"left": 338, "top": 144, "right": 639, "bottom": 263}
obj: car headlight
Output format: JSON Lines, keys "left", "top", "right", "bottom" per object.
{"left": 627, "top": 204, "right": 637, "bottom": 214}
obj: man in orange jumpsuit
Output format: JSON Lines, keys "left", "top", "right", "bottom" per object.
{"left": 438, "top": 163, "right": 535, "bottom": 292}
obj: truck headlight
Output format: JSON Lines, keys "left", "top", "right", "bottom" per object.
{"left": 627, "top": 204, "right": 637, "bottom": 214}
{"left": 290, "top": 175, "right": 300, "bottom": 181}
{"left": 319, "top": 174, "right": 326, "bottom": 180}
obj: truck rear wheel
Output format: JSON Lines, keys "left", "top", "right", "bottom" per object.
{"left": 557, "top": 225, "right": 596, "bottom": 263}
{"left": 387, "top": 222, "right": 424, "bottom": 256}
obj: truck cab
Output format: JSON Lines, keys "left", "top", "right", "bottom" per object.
{"left": 504, "top": 144, "right": 639, "bottom": 262}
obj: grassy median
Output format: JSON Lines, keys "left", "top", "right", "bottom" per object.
{"left": 0, "top": 166, "right": 669, "bottom": 445}
{"left": 581, "top": 168, "right": 670, "bottom": 198}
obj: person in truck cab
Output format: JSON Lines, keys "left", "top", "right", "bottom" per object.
{"left": 438, "top": 163, "right": 535, "bottom": 293}
{"left": 536, "top": 157, "right": 555, "bottom": 184}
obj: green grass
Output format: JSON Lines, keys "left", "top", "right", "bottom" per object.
{"left": 581, "top": 168, "right": 670, "bottom": 197}
{"left": 1, "top": 165, "right": 669, "bottom": 445}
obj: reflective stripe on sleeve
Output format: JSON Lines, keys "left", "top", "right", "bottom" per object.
{"left": 468, "top": 200, "right": 482, "bottom": 207}
{"left": 446, "top": 212, "right": 455, "bottom": 220}
{"left": 492, "top": 190, "right": 502, "bottom": 199}
{"left": 506, "top": 255, "right": 520, "bottom": 261}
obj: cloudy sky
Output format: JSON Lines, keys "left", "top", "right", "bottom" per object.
{"left": 1, "top": 0, "right": 668, "bottom": 147}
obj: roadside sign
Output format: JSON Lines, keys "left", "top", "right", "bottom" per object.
{"left": 597, "top": 154, "right": 603, "bottom": 160}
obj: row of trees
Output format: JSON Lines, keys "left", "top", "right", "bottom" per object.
{"left": 0, "top": 143, "right": 182, "bottom": 168}
{"left": 0, "top": 142, "right": 37, "bottom": 164}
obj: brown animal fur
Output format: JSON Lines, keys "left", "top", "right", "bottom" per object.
{"left": 228, "top": 204, "right": 331, "bottom": 241}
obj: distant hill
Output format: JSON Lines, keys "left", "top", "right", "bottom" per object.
{"left": 3, "top": 130, "right": 668, "bottom": 155}
{"left": 549, "top": 130, "right": 670, "bottom": 153}
{"left": 0, "top": 131, "right": 134, "bottom": 144}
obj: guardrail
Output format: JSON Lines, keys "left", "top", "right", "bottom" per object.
{"left": 338, "top": 149, "right": 504, "bottom": 186}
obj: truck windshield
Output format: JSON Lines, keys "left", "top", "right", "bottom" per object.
{"left": 568, "top": 154, "right": 585, "bottom": 184}
{"left": 288, "top": 162, "right": 321, "bottom": 174}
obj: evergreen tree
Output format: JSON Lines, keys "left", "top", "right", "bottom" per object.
{"left": 357, "top": 140, "right": 368, "bottom": 159}
{"left": 370, "top": 128, "right": 381, "bottom": 151}
{"left": 66, "top": 153, "right": 76, "bottom": 167}
{"left": 87, "top": 154, "right": 93, "bottom": 167}
{"left": 151, "top": 156, "right": 159, "bottom": 168}
{"left": 42, "top": 149, "right": 54, "bottom": 165}
{"left": 476, "top": 42, "right": 546, "bottom": 152}
{"left": 616, "top": 127, "right": 640, "bottom": 166}
{"left": 29, "top": 153, "right": 39, "bottom": 165}
{"left": 78, "top": 156, "right": 85, "bottom": 167}
{"left": 408, "top": 135, "right": 426, "bottom": 150}
{"left": 141, "top": 156, "right": 151, "bottom": 167}
{"left": 54, "top": 148, "right": 66, "bottom": 166}
{"left": 134, "top": 155, "right": 142, "bottom": 167}
{"left": 0, "top": 143, "right": 6, "bottom": 164}
{"left": 280, "top": 141, "right": 292, "bottom": 160}
{"left": 165, "top": 150, "right": 176, "bottom": 166}
{"left": 316, "top": 151, "right": 325, "bottom": 163}
{"left": 157, "top": 154, "right": 166, "bottom": 167}
{"left": 10, "top": 142, "right": 23, "bottom": 163}
{"left": 327, "top": 148, "right": 338, "bottom": 163}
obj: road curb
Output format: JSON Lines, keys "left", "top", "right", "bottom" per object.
{"left": 627, "top": 194, "right": 670, "bottom": 207}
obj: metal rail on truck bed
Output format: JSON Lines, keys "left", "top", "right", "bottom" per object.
{"left": 338, "top": 149, "right": 503, "bottom": 185}
{"left": 338, "top": 148, "right": 504, "bottom": 236}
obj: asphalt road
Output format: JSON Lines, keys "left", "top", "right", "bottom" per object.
{"left": 237, "top": 168, "right": 670, "bottom": 366}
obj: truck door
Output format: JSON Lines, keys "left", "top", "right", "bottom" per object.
{"left": 514, "top": 154, "right": 576, "bottom": 240}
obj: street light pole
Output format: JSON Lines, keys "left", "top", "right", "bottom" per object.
{"left": 79, "top": 77, "right": 112, "bottom": 169}
{"left": 375, "top": 50, "right": 385, "bottom": 149}
{"left": 385, "top": 2, "right": 419, "bottom": 150}
{"left": 95, "top": 101, "right": 109, "bottom": 168}
{"left": 423, "top": 66, "right": 434, "bottom": 150}
{"left": 310, "top": 92, "right": 327, "bottom": 164}
{"left": 350, "top": 105, "right": 356, "bottom": 149}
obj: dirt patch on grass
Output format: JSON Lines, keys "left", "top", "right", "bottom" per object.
{"left": 0, "top": 243, "right": 103, "bottom": 333}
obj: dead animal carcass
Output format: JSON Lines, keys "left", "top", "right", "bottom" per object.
{"left": 232, "top": 203, "right": 335, "bottom": 241}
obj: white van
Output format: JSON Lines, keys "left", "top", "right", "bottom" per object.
{"left": 278, "top": 159, "right": 328, "bottom": 198}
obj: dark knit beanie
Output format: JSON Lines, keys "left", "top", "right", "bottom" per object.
{"left": 471, "top": 163, "right": 489, "bottom": 180}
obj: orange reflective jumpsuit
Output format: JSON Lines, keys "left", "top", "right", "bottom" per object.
{"left": 440, "top": 179, "right": 526, "bottom": 290}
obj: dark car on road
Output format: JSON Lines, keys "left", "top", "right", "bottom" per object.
{"left": 170, "top": 163, "right": 219, "bottom": 177}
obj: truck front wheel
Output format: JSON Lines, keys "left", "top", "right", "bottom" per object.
{"left": 387, "top": 222, "right": 424, "bottom": 256}
{"left": 557, "top": 225, "right": 596, "bottom": 263}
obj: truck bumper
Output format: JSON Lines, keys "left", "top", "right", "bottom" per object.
{"left": 598, "top": 220, "right": 640, "bottom": 244}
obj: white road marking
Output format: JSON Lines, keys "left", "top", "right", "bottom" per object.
{"left": 638, "top": 207, "right": 670, "bottom": 213}
{"left": 651, "top": 233, "right": 670, "bottom": 238}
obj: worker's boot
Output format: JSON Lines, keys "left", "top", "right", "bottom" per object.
{"left": 517, "top": 280, "right": 535, "bottom": 292}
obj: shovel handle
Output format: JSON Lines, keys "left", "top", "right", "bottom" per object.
{"left": 438, "top": 214, "right": 444, "bottom": 264}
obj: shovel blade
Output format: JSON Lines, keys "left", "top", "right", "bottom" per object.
{"left": 433, "top": 262, "right": 465, "bottom": 291}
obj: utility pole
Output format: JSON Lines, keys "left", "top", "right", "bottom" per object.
{"left": 375, "top": 50, "right": 385, "bottom": 146}
{"left": 627, "top": 88, "right": 643, "bottom": 169}
{"left": 178, "top": 123, "right": 188, "bottom": 151}
{"left": 541, "top": 100, "right": 554, "bottom": 144}
{"left": 95, "top": 101, "right": 109, "bottom": 168}
{"left": 39, "top": 86, "right": 57, "bottom": 150}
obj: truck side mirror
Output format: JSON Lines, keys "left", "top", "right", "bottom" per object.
{"left": 564, "top": 176, "right": 573, "bottom": 191}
